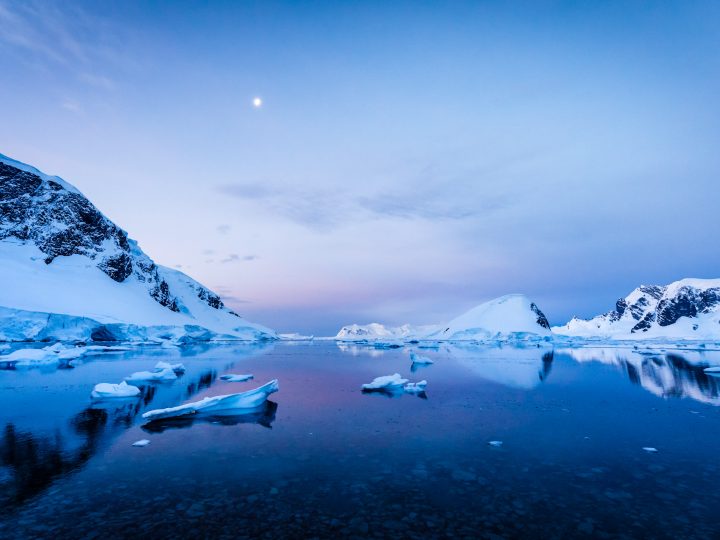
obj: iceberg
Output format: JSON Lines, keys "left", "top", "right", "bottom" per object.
{"left": 488, "top": 441, "right": 503, "bottom": 447}
{"left": 142, "top": 400, "right": 278, "bottom": 433}
{"left": 220, "top": 373, "right": 254, "bottom": 382}
{"left": 154, "top": 361, "right": 186, "bottom": 374}
{"left": 410, "top": 351, "right": 434, "bottom": 364}
{"left": 132, "top": 439, "right": 151, "bottom": 447}
{"left": 361, "top": 374, "right": 427, "bottom": 396}
{"left": 124, "top": 367, "right": 177, "bottom": 383}
{"left": 142, "top": 379, "right": 279, "bottom": 421}
{"left": 361, "top": 373, "right": 409, "bottom": 391}
{"left": 91, "top": 381, "right": 141, "bottom": 399}
{"left": 703, "top": 366, "right": 720, "bottom": 373}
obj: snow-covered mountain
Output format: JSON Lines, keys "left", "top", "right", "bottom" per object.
{"left": 334, "top": 294, "right": 551, "bottom": 342}
{"left": 554, "top": 279, "right": 720, "bottom": 340}
{"left": 428, "top": 294, "right": 551, "bottom": 341}
{"left": 0, "top": 153, "right": 275, "bottom": 342}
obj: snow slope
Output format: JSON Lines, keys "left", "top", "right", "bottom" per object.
{"left": 0, "top": 153, "right": 275, "bottom": 342}
{"left": 334, "top": 294, "right": 551, "bottom": 342}
{"left": 554, "top": 279, "right": 720, "bottom": 340}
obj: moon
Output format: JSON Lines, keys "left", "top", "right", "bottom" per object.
{"left": 252, "top": 97, "right": 262, "bottom": 108}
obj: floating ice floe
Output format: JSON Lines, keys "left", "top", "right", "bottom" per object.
{"left": 703, "top": 366, "right": 720, "bottom": 373}
{"left": 410, "top": 352, "right": 434, "bottom": 364}
{"left": 642, "top": 447, "right": 658, "bottom": 453}
{"left": 361, "top": 374, "right": 428, "bottom": 395}
{"left": 220, "top": 373, "right": 254, "bottom": 382}
{"left": 142, "top": 379, "right": 279, "bottom": 421}
{"left": 125, "top": 367, "right": 177, "bottom": 383}
{"left": 132, "top": 439, "right": 150, "bottom": 447}
{"left": 91, "top": 381, "right": 141, "bottom": 399}
{"left": 0, "top": 348, "right": 60, "bottom": 367}
{"left": 403, "top": 380, "right": 428, "bottom": 394}
{"left": 488, "top": 440, "right": 503, "bottom": 447}
{"left": 154, "top": 361, "right": 186, "bottom": 374}
{"left": 362, "top": 373, "right": 409, "bottom": 391}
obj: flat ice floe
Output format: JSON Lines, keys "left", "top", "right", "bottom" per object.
{"left": 125, "top": 367, "right": 177, "bottom": 382}
{"left": 220, "top": 373, "right": 254, "bottom": 382}
{"left": 91, "top": 381, "right": 141, "bottom": 399}
{"left": 142, "top": 379, "right": 279, "bottom": 421}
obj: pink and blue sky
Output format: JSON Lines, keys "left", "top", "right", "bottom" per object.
{"left": 1, "top": 1, "right": 719, "bottom": 334}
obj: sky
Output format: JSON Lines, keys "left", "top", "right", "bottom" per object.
{"left": 1, "top": 1, "right": 719, "bottom": 335}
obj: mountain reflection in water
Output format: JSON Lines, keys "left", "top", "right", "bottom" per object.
{"left": 561, "top": 347, "right": 720, "bottom": 406}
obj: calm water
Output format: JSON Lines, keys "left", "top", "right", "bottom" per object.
{"left": 1, "top": 341, "right": 720, "bottom": 539}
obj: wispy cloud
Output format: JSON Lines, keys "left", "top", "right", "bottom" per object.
{"left": 221, "top": 254, "right": 257, "bottom": 264}
{"left": 217, "top": 163, "right": 516, "bottom": 230}
{"left": 0, "top": 0, "right": 122, "bottom": 89}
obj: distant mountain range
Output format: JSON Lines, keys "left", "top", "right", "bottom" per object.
{"left": 2, "top": 152, "right": 719, "bottom": 344}
{"left": 0, "top": 153, "right": 275, "bottom": 342}
{"left": 337, "top": 284, "right": 720, "bottom": 343}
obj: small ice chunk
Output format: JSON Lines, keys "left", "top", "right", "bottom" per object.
{"left": 409, "top": 352, "right": 434, "bottom": 365}
{"left": 132, "top": 439, "right": 150, "bottom": 447}
{"left": 642, "top": 447, "right": 658, "bottom": 453}
{"left": 404, "top": 380, "right": 428, "bottom": 393}
{"left": 220, "top": 373, "right": 254, "bottom": 382}
{"left": 488, "top": 441, "right": 503, "bottom": 447}
{"left": 703, "top": 366, "right": 720, "bottom": 373}
{"left": 91, "top": 381, "right": 141, "bottom": 399}
{"left": 125, "top": 367, "right": 177, "bottom": 382}
{"left": 362, "top": 373, "right": 408, "bottom": 391}
{"left": 154, "top": 361, "right": 186, "bottom": 374}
